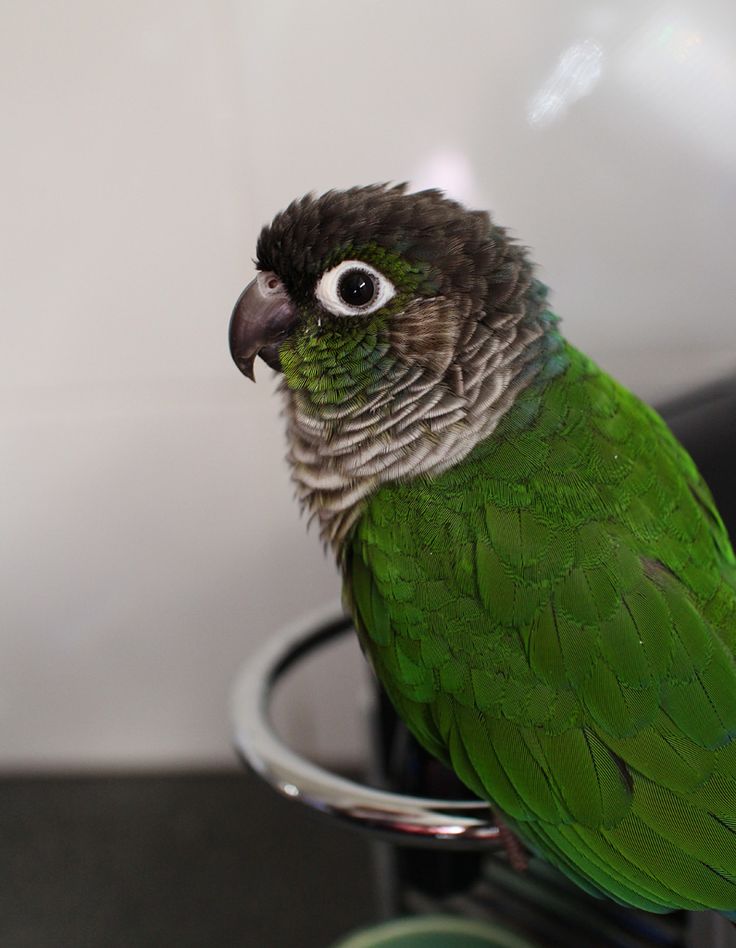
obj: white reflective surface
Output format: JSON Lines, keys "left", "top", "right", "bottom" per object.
{"left": 2, "top": 1, "right": 735, "bottom": 767}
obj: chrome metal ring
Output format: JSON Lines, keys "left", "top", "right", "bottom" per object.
{"left": 231, "top": 602, "right": 499, "bottom": 850}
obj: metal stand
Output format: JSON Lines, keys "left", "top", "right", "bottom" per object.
{"left": 231, "top": 604, "right": 498, "bottom": 849}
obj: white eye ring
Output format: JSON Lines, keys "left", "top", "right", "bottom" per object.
{"left": 314, "top": 259, "right": 396, "bottom": 317}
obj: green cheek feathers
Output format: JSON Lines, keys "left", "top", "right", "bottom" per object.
{"left": 279, "top": 315, "right": 395, "bottom": 405}
{"left": 279, "top": 246, "right": 436, "bottom": 406}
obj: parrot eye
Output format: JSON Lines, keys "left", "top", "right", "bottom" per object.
{"left": 339, "top": 269, "right": 375, "bottom": 306}
{"left": 315, "top": 260, "right": 395, "bottom": 317}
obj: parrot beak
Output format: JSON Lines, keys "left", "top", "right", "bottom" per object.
{"left": 229, "top": 271, "right": 298, "bottom": 381}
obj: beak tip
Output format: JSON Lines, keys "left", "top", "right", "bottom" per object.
{"left": 235, "top": 357, "right": 256, "bottom": 382}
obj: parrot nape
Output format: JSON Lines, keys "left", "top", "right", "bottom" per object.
{"left": 229, "top": 184, "right": 736, "bottom": 917}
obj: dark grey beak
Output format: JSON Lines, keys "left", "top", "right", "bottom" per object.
{"left": 229, "top": 272, "right": 298, "bottom": 381}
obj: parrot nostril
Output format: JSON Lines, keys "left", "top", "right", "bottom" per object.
{"left": 256, "top": 270, "right": 287, "bottom": 299}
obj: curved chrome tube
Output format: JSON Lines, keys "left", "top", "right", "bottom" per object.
{"left": 231, "top": 603, "right": 500, "bottom": 850}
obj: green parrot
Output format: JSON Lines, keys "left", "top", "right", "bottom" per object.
{"left": 229, "top": 184, "right": 736, "bottom": 917}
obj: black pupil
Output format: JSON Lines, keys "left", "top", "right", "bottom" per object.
{"left": 337, "top": 269, "right": 375, "bottom": 307}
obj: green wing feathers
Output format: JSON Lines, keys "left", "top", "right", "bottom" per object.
{"left": 346, "top": 343, "right": 736, "bottom": 913}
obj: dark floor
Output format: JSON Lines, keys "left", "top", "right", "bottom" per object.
{"left": 0, "top": 771, "right": 376, "bottom": 948}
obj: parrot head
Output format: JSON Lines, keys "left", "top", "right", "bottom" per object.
{"left": 230, "top": 184, "right": 528, "bottom": 386}
{"left": 229, "top": 184, "right": 560, "bottom": 545}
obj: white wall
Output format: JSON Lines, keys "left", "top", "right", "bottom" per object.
{"left": 2, "top": 0, "right": 735, "bottom": 769}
